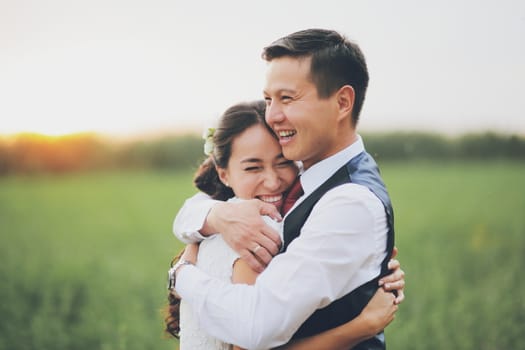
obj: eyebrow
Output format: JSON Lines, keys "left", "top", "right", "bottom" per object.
{"left": 240, "top": 154, "right": 288, "bottom": 164}
{"left": 263, "top": 88, "right": 297, "bottom": 96}
{"left": 240, "top": 158, "right": 263, "bottom": 164}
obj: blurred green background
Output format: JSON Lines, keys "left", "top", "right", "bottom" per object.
{"left": 1, "top": 133, "right": 524, "bottom": 349}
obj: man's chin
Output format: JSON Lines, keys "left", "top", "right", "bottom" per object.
{"left": 283, "top": 149, "right": 301, "bottom": 162}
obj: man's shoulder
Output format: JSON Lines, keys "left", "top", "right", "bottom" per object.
{"left": 302, "top": 183, "right": 382, "bottom": 222}
{"left": 321, "top": 182, "right": 381, "bottom": 204}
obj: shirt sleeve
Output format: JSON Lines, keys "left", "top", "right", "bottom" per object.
{"left": 175, "top": 183, "right": 388, "bottom": 350}
{"left": 172, "top": 192, "right": 220, "bottom": 243}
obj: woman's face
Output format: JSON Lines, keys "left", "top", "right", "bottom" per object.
{"left": 217, "top": 124, "right": 298, "bottom": 211}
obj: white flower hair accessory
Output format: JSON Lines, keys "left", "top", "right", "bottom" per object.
{"left": 202, "top": 127, "right": 216, "bottom": 156}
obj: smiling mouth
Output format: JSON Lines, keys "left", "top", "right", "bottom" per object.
{"left": 257, "top": 194, "right": 284, "bottom": 211}
{"left": 257, "top": 194, "right": 282, "bottom": 203}
{"left": 278, "top": 130, "right": 296, "bottom": 140}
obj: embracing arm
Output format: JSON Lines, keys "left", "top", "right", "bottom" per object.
{"left": 173, "top": 192, "right": 220, "bottom": 243}
{"left": 230, "top": 250, "right": 403, "bottom": 350}
{"left": 276, "top": 250, "right": 405, "bottom": 350}
{"left": 274, "top": 288, "right": 397, "bottom": 350}
{"left": 173, "top": 192, "right": 283, "bottom": 272}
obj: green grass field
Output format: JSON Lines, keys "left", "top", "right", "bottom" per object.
{"left": 1, "top": 161, "right": 524, "bottom": 350}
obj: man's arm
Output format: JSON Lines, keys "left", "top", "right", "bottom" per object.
{"left": 173, "top": 192, "right": 220, "bottom": 243}
{"left": 173, "top": 193, "right": 283, "bottom": 272}
{"left": 175, "top": 184, "right": 389, "bottom": 349}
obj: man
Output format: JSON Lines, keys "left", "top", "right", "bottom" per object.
{"left": 172, "top": 29, "right": 402, "bottom": 349}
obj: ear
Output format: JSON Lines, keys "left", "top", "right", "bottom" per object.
{"left": 336, "top": 85, "right": 355, "bottom": 122}
{"left": 216, "top": 166, "right": 230, "bottom": 187}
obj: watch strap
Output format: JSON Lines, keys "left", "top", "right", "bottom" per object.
{"left": 167, "top": 259, "right": 194, "bottom": 291}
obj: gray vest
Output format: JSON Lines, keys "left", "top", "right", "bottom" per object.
{"left": 283, "top": 151, "right": 395, "bottom": 350}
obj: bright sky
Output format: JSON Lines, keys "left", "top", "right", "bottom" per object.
{"left": 1, "top": 0, "right": 524, "bottom": 136}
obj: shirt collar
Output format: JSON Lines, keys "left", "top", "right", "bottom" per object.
{"left": 300, "top": 135, "right": 365, "bottom": 195}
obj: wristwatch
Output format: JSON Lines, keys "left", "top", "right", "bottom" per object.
{"left": 167, "top": 259, "right": 194, "bottom": 291}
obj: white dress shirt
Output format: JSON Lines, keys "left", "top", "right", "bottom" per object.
{"left": 173, "top": 136, "right": 388, "bottom": 350}
{"left": 173, "top": 191, "right": 217, "bottom": 243}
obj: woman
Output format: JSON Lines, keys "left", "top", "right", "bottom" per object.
{"left": 166, "top": 100, "right": 402, "bottom": 349}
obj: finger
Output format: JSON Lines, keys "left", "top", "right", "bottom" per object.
{"left": 241, "top": 250, "right": 265, "bottom": 273}
{"left": 257, "top": 200, "right": 283, "bottom": 222}
{"left": 387, "top": 259, "right": 400, "bottom": 270}
{"left": 394, "top": 289, "right": 405, "bottom": 305}
{"left": 391, "top": 246, "right": 398, "bottom": 259}
{"left": 252, "top": 245, "right": 273, "bottom": 266}
{"left": 258, "top": 229, "right": 281, "bottom": 256}
{"left": 382, "top": 280, "right": 405, "bottom": 291}
{"left": 379, "top": 267, "right": 404, "bottom": 286}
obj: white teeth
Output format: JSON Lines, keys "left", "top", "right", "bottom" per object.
{"left": 259, "top": 195, "right": 281, "bottom": 203}
{"left": 278, "top": 130, "right": 295, "bottom": 137}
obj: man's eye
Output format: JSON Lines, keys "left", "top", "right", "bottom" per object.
{"left": 244, "top": 166, "right": 261, "bottom": 171}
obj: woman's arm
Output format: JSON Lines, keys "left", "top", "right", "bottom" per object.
{"left": 229, "top": 252, "right": 404, "bottom": 350}
{"left": 232, "top": 259, "right": 398, "bottom": 350}
{"left": 274, "top": 288, "right": 397, "bottom": 350}
{"left": 221, "top": 246, "right": 404, "bottom": 350}
{"left": 274, "top": 249, "right": 404, "bottom": 350}
{"left": 231, "top": 258, "right": 260, "bottom": 350}
{"left": 230, "top": 259, "right": 398, "bottom": 350}
{"left": 274, "top": 248, "right": 405, "bottom": 350}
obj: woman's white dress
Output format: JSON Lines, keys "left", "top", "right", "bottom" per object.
{"left": 179, "top": 232, "right": 239, "bottom": 350}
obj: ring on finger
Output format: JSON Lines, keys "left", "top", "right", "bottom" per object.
{"left": 252, "top": 245, "right": 262, "bottom": 254}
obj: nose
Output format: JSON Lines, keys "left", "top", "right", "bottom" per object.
{"left": 262, "top": 168, "right": 281, "bottom": 192}
{"left": 265, "top": 101, "right": 284, "bottom": 126}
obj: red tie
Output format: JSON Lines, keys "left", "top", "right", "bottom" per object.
{"left": 282, "top": 177, "right": 304, "bottom": 215}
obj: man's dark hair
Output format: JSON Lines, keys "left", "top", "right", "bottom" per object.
{"left": 262, "top": 28, "right": 369, "bottom": 125}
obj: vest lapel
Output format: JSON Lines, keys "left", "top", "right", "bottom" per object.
{"left": 283, "top": 165, "right": 349, "bottom": 250}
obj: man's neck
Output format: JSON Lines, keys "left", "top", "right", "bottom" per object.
{"left": 302, "top": 131, "right": 358, "bottom": 171}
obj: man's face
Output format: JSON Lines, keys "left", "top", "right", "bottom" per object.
{"left": 263, "top": 56, "right": 342, "bottom": 170}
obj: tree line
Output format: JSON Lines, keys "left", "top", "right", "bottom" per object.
{"left": 1, "top": 131, "right": 524, "bottom": 175}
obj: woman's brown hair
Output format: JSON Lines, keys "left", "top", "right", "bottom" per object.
{"left": 193, "top": 100, "right": 271, "bottom": 200}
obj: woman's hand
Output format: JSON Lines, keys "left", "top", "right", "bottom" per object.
{"left": 378, "top": 246, "right": 405, "bottom": 304}
{"left": 358, "top": 288, "right": 398, "bottom": 337}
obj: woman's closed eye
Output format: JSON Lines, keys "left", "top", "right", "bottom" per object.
{"left": 276, "top": 160, "right": 294, "bottom": 168}
{"left": 243, "top": 166, "right": 262, "bottom": 172}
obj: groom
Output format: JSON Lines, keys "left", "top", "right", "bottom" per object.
{"left": 173, "top": 29, "right": 399, "bottom": 349}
